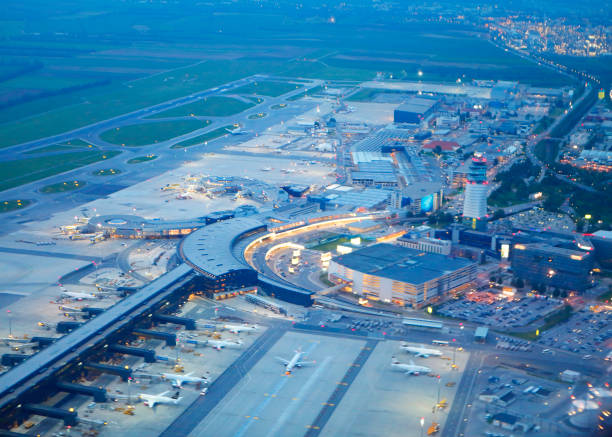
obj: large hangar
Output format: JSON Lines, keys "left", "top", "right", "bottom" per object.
{"left": 393, "top": 97, "right": 440, "bottom": 124}
{"left": 328, "top": 243, "right": 476, "bottom": 308}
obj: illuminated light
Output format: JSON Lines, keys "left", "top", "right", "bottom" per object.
{"left": 570, "top": 254, "right": 583, "bottom": 261}
{"left": 514, "top": 244, "right": 526, "bottom": 250}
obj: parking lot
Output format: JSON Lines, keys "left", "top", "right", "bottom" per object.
{"left": 437, "top": 293, "right": 563, "bottom": 329}
{"left": 537, "top": 308, "right": 612, "bottom": 358}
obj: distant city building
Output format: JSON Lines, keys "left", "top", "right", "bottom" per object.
{"left": 328, "top": 243, "right": 476, "bottom": 308}
{"left": 462, "top": 153, "right": 488, "bottom": 231}
{"left": 511, "top": 243, "right": 593, "bottom": 292}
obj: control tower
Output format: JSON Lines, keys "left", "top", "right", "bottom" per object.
{"left": 462, "top": 152, "right": 488, "bottom": 231}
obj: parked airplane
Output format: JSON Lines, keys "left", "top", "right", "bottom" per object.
{"left": 400, "top": 343, "right": 443, "bottom": 358}
{"left": 223, "top": 324, "right": 258, "bottom": 334}
{"left": 161, "top": 372, "right": 207, "bottom": 388}
{"left": 60, "top": 291, "right": 101, "bottom": 301}
{"left": 391, "top": 358, "right": 431, "bottom": 376}
{"left": 139, "top": 391, "right": 182, "bottom": 408}
{"left": 206, "top": 339, "right": 243, "bottom": 350}
{"left": 275, "top": 348, "right": 315, "bottom": 374}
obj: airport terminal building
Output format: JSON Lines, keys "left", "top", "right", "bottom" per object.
{"left": 328, "top": 243, "right": 476, "bottom": 308}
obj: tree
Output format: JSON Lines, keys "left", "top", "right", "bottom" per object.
{"left": 516, "top": 278, "right": 524, "bottom": 289}
{"left": 434, "top": 145, "right": 442, "bottom": 156}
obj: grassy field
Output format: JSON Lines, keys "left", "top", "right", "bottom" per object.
{"left": 231, "top": 80, "right": 301, "bottom": 97}
{"left": 270, "top": 103, "right": 287, "bottom": 110}
{"left": 146, "top": 96, "right": 255, "bottom": 119}
{"left": 0, "top": 199, "right": 31, "bottom": 213}
{"left": 40, "top": 180, "right": 86, "bottom": 194}
{"left": 170, "top": 126, "right": 234, "bottom": 148}
{"left": 286, "top": 85, "right": 324, "bottom": 101}
{"left": 24, "top": 139, "right": 97, "bottom": 154}
{"left": 127, "top": 154, "right": 158, "bottom": 164}
{"left": 0, "top": 59, "right": 284, "bottom": 148}
{"left": 247, "top": 112, "right": 267, "bottom": 119}
{"left": 311, "top": 236, "right": 350, "bottom": 252}
{"left": 0, "top": 150, "right": 121, "bottom": 192}
{"left": 93, "top": 168, "right": 121, "bottom": 176}
{"left": 100, "top": 119, "right": 209, "bottom": 146}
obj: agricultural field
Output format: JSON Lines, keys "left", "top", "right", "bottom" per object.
{"left": 100, "top": 119, "right": 210, "bottom": 146}
{"left": 231, "top": 80, "right": 301, "bottom": 97}
{"left": 147, "top": 96, "right": 255, "bottom": 118}
{"left": 0, "top": 150, "right": 121, "bottom": 192}
{"left": 170, "top": 125, "right": 234, "bottom": 149}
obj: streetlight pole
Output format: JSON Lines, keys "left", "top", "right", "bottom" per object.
{"left": 7, "top": 310, "right": 12, "bottom": 338}
{"left": 420, "top": 416, "right": 425, "bottom": 437}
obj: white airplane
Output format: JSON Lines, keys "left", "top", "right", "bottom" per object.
{"left": 161, "top": 372, "right": 207, "bottom": 388}
{"left": 391, "top": 358, "right": 431, "bottom": 376}
{"left": 275, "top": 348, "right": 315, "bottom": 374}
{"left": 400, "top": 343, "right": 443, "bottom": 358}
{"left": 206, "top": 339, "right": 243, "bottom": 350}
{"left": 223, "top": 324, "right": 258, "bottom": 334}
{"left": 60, "top": 291, "right": 101, "bottom": 301}
{"left": 139, "top": 391, "right": 182, "bottom": 408}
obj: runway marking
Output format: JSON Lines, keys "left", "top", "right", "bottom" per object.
{"left": 303, "top": 339, "right": 378, "bottom": 437}
{"left": 268, "top": 355, "right": 333, "bottom": 437}
{"left": 233, "top": 342, "right": 319, "bottom": 437}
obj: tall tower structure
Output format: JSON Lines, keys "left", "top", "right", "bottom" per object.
{"left": 462, "top": 152, "right": 488, "bottom": 231}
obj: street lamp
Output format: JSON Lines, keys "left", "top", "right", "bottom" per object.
{"left": 420, "top": 416, "right": 425, "bottom": 437}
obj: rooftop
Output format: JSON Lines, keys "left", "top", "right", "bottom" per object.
{"left": 332, "top": 243, "right": 473, "bottom": 284}
{"left": 181, "top": 217, "right": 266, "bottom": 277}
{"left": 395, "top": 98, "right": 439, "bottom": 114}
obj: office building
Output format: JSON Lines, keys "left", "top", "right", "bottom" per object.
{"left": 511, "top": 243, "right": 593, "bottom": 292}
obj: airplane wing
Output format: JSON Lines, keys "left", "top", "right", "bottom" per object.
{"left": 275, "top": 357, "right": 290, "bottom": 365}
{"left": 417, "top": 353, "right": 429, "bottom": 358}
{"left": 159, "top": 391, "right": 170, "bottom": 397}
{"left": 295, "top": 360, "right": 316, "bottom": 367}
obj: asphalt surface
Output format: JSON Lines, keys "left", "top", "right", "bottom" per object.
{"left": 304, "top": 339, "right": 378, "bottom": 437}
{"left": 0, "top": 246, "right": 105, "bottom": 263}
{"left": 158, "top": 325, "right": 287, "bottom": 437}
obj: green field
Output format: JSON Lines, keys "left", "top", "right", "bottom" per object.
{"left": 247, "top": 112, "right": 267, "bottom": 120}
{"left": 270, "top": 103, "right": 287, "bottom": 110}
{"left": 231, "top": 81, "right": 301, "bottom": 97}
{"left": 24, "top": 139, "right": 97, "bottom": 154}
{"left": 147, "top": 96, "right": 255, "bottom": 119}
{"left": 0, "top": 199, "right": 31, "bottom": 213}
{"left": 127, "top": 155, "right": 158, "bottom": 164}
{"left": 100, "top": 119, "right": 210, "bottom": 146}
{"left": 40, "top": 180, "right": 86, "bottom": 194}
{"left": 170, "top": 126, "right": 234, "bottom": 149}
{"left": 0, "top": 150, "right": 121, "bottom": 192}
{"left": 93, "top": 168, "right": 121, "bottom": 176}
{"left": 286, "top": 85, "right": 324, "bottom": 101}
{"left": 0, "top": 59, "right": 284, "bottom": 148}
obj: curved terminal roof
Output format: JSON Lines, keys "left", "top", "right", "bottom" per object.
{"left": 180, "top": 217, "right": 266, "bottom": 277}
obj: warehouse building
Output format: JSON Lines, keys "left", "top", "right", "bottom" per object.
{"left": 394, "top": 98, "right": 440, "bottom": 124}
{"left": 328, "top": 243, "right": 476, "bottom": 308}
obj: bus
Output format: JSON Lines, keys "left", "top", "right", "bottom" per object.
{"left": 432, "top": 340, "right": 449, "bottom": 346}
